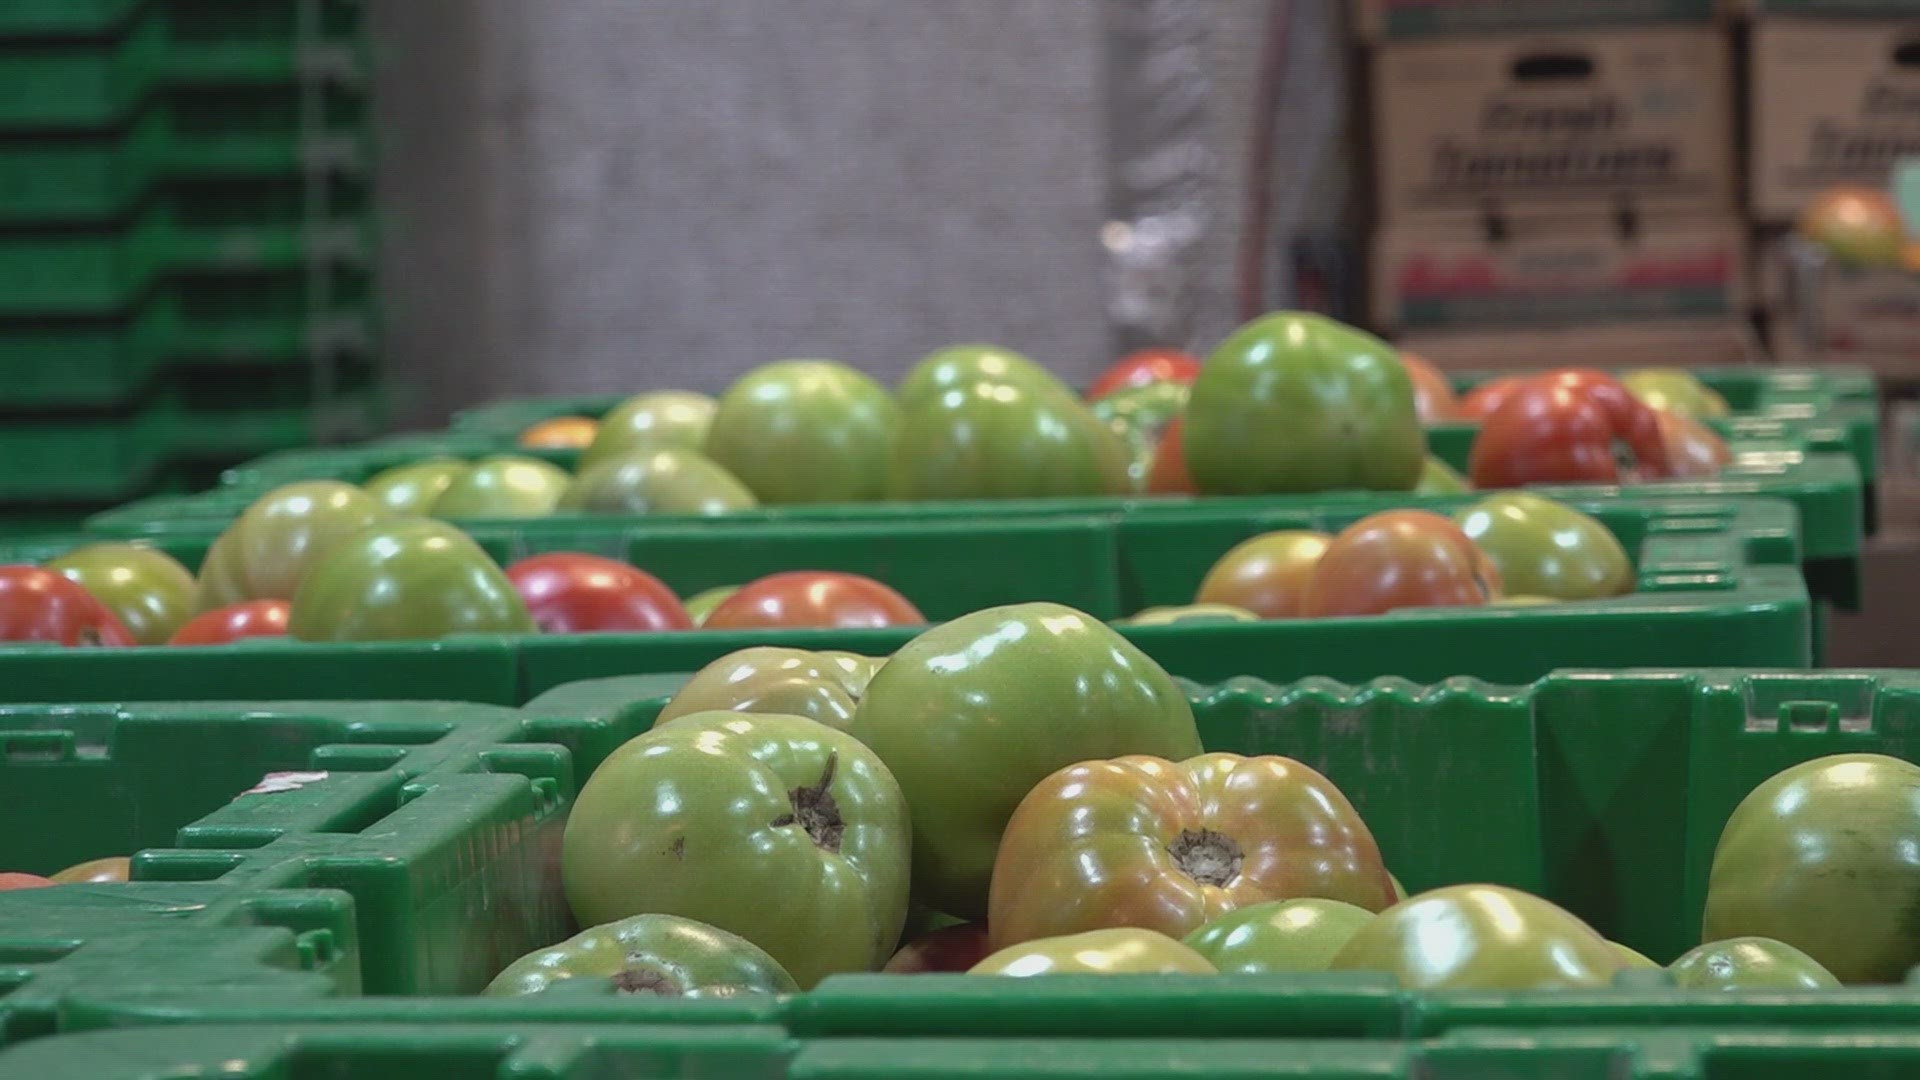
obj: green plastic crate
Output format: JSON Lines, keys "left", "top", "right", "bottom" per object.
{"left": 0, "top": 698, "right": 572, "bottom": 1007}
{"left": 0, "top": 377, "right": 384, "bottom": 503}
{"left": 33, "top": 1024, "right": 1920, "bottom": 1080}
{"left": 184, "top": 424, "right": 1862, "bottom": 609}
{"left": 0, "top": 0, "right": 362, "bottom": 42}
{"left": 14, "top": 670, "right": 1920, "bottom": 1052}
{"left": 0, "top": 83, "right": 369, "bottom": 224}
{"left": 1, "top": 496, "right": 1811, "bottom": 703}
{"left": 0, "top": 2, "right": 365, "bottom": 135}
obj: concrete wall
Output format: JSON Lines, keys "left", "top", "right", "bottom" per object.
{"left": 369, "top": 0, "right": 1338, "bottom": 420}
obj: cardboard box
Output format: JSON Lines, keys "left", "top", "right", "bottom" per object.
{"left": 1752, "top": 20, "right": 1920, "bottom": 222}
{"left": 1372, "top": 28, "right": 1735, "bottom": 224}
{"left": 1370, "top": 214, "right": 1750, "bottom": 332}
{"left": 1394, "top": 323, "right": 1765, "bottom": 371}
{"left": 1801, "top": 264, "right": 1920, "bottom": 376}
{"left": 1352, "top": 0, "right": 1716, "bottom": 43}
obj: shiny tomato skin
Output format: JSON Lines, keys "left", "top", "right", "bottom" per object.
{"left": 505, "top": 553, "right": 692, "bottom": 634}
{"left": 1088, "top": 348, "right": 1203, "bottom": 401}
{"left": 704, "top": 571, "right": 925, "bottom": 630}
{"left": 1401, "top": 353, "right": 1461, "bottom": 423}
{"left": 0, "top": 566, "right": 136, "bottom": 647}
{"left": 1658, "top": 410, "right": 1731, "bottom": 479}
{"left": 1146, "top": 417, "right": 1197, "bottom": 496}
{"left": 518, "top": 416, "right": 599, "bottom": 450}
{"left": 0, "top": 873, "right": 55, "bottom": 891}
{"left": 169, "top": 600, "right": 292, "bottom": 646}
{"left": 1301, "top": 511, "right": 1501, "bottom": 617}
{"left": 1469, "top": 370, "right": 1671, "bottom": 488}
{"left": 1458, "top": 377, "right": 1526, "bottom": 421}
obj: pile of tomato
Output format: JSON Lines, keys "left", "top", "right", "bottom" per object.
{"left": 482, "top": 611, "right": 1899, "bottom": 994}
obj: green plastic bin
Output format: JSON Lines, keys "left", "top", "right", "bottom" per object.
{"left": 0, "top": 0, "right": 364, "bottom": 134}
{"left": 0, "top": 496, "right": 1810, "bottom": 703}
{"left": 181, "top": 423, "right": 1862, "bottom": 609}
{"left": 13, "top": 670, "right": 1920, "bottom": 1052}
{"left": 0, "top": 377, "right": 384, "bottom": 503}
{"left": 29, "top": 1024, "right": 1920, "bottom": 1080}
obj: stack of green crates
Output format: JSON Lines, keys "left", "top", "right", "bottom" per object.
{"left": 0, "top": 0, "right": 384, "bottom": 537}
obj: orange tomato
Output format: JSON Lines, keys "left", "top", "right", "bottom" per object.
{"left": 1657, "top": 410, "right": 1731, "bottom": 479}
{"left": 1302, "top": 510, "right": 1501, "bottom": 617}
{"left": 1401, "top": 353, "right": 1462, "bottom": 423}
{"left": 1800, "top": 185, "right": 1907, "bottom": 268}
{"left": 519, "top": 416, "right": 600, "bottom": 450}
{"left": 703, "top": 571, "right": 925, "bottom": 630}
{"left": 1194, "top": 531, "right": 1332, "bottom": 618}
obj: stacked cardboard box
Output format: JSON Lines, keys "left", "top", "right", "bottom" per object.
{"left": 1748, "top": 4, "right": 1920, "bottom": 374}
{"left": 1358, "top": 1, "right": 1755, "bottom": 366}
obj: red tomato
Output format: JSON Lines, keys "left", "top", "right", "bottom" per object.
{"left": 1469, "top": 370, "right": 1672, "bottom": 488}
{"left": 1088, "top": 348, "right": 1203, "bottom": 401}
{"left": 0, "top": 566, "right": 135, "bottom": 647}
{"left": 1459, "top": 376, "right": 1530, "bottom": 421}
{"left": 505, "top": 553, "right": 692, "bottom": 634}
{"left": 169, "top": 600, "right": 291, "bottom": 646}
{"left": 0, "top": 872, "right": 55, "bottom": 891}
{"left": 1147, "top": 417, "right": 1197, "bottom": 496}
{"left": 1302, "top": 511, "right": 1502, "bottom": 617}
{"left": 1401, "top": 353, "right": 1462, "bottom": 423}
{"left": 1658, "top": 410, "right": 1731, "bottom": 479}
{"left": 704, "top": 571, "right": 925, "bottom": 630}
{"left": 883, "top": 923, "right": 995, "bottom": 974}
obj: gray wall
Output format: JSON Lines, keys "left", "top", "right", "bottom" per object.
{"left": 371, "top": 0, "right": 1341, "bottom": 420}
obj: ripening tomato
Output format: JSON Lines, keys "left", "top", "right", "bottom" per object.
{"left": 505, "top": 553, "right": 692, "bottom": 634}
{"left": 169, "top": 600, "right": 292, "bottom": 646}
{"left": 518, "top": 416, "right": 600, "bottom": 450}
{"left": 1195, "top": 531, "right": 1333, "bottom": 618}
{"left": 1458, "top": 377, "right": 1526, "bottom": 421}
{"left": 1146, "top": 417, "right": 1196, "bottom": 496}
{"left": 1801, "top": 185, "right": 1907, "bottom": 268}
{"left": 1469, "top": 370, "right": 1671, "bottom": 488}
{"left": 987, "top": 753, "right": 1395, "bottom": 949}
{"left": 1657, "top": 410, "right": 1731, "bottom": 479}
{"left": 1087, "top": 348, "right": 1203, "bottom": 401}
{"left": 52, "top": 856, "right": 130, "bottom": 884}
{"left": 703, "top": 571, "right": 925, "bottom": 630}
{"left": 0, "top": 873, "right": 54, "bottom": 891}
{"left": 1401, "top": 353, "right": 1461, "bottom": 423}
{"left": 884, "top": 923, "right": 995, "bottom": 974}
{"left": 0, "top": 566, "right": 135, "bottom": 647}
{"left": 1301, "top": 511, "right": 1501, "bottom": 617}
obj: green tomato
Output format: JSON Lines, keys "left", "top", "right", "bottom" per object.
{"left": 1492, "top": 595, "right": 1559, "bottom": 607}
{"left": 1612, "top": 942, "right": 1660, "bottom": 969}
{"left": 683, "top": 585, "right": 739, "bottom": 626}
{"left": 1669, "top": 937, "right": 1839, "bottom": 991}
{"left": 847, "top": 602, "right": 1202, "bottom": 917}
{"left": 1092, "top": 381, "right": 1189, "bottom": 491}
{"left": 363, "top": 457, "right": 473, "bottom": 515}
{"left": 47, "top": 543, "right": 196, "bottom": 646}
{"left": 1121, "top": 603, "right": 1260, "bottom": 627}
{"left": 1184, "top": 312, "right": 1425, "bottom": 495}
{"left": 896, "top": 344, "right": 1068, "bottom": 412}
{"left": 655, "top": 646, "right": 882, "bottom": 728}
{"left": 561, "top": 448, "right": 758, "bottom": 516}
{"left": 1182, "top": 898, "right": 1375, "bottom": 975}
{"left": 196, "top": 481, "right": 391, "bottom": 609}
{"left": 563, "top": 710, "right": 911, "bottom": 989}
{"left": 483, "top": 913, "right": 798, "bottom": 999}
{"left": 1415, "top": 456, "right": 1470, "bottom": 495}
{"left": 888, "top": 379, "right": 1131, "bottom": 501}
{"left": 705, "top": 360, "right": 900, "bottom": 504}
{"left": 970, "top": 929, "right": 1215, "bottom": 976}
{"left": 430, "top": 455, "right": 571, "bottom": 519}
{"left": 579, "top": 391, "right": 717, "bottom": 474}
{"left": 1329, "top": 884, "right": 1623, "bottom": 990}
{"left": 1703, "top": 753, "right": 1920, "bottom": 984}
{"left": 1455, "top": 493, "right": 1632, "bottom": 601}
{"left": 1622, "top": 369, "right": 1731, "bottom": 419}
{"left": 287, "top": 519, "right": 534, "bottom": 642}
